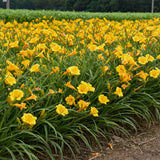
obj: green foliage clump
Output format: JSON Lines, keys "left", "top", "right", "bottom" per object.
{"left": 1, "top": 9, "right": 160, "bottom": 23}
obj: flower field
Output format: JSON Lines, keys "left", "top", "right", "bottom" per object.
{"left": 1, "top": 17, "right": 160, "bottom": 159}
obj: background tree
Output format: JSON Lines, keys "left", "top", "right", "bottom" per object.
{"left": 109, "top": 0, "right": 120, "bottom": 11}
{"left": 154, "top": 0, "right": 160, "bottom": 12}
{"left": 16, "top": 0, "right": 35, "bottom": 9}
{"left": 0, "top": 0, "right": 160, "bottom": 12}
{"left": 64, "top": 0, "right": 76, "bottom": 11}
{"left": 73, "top": 0, "right": 90, "bottom": 11}
{"left": 87, "top": 0, "right": 100, "bottom": 12}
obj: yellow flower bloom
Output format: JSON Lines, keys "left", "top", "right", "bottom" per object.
{"left": 116, "top": 65, "right": 126, "bottom": 76}
{"left": 5, "top": 73, "right": 16, "bottom": 86}
{"left": 25, "top": 94, "right": 37, "bottom": 101}
{"left": 145, "top": 54, "right": 154, "bottom": 62}
{"left": 98, "top": 54, "right": 105, "bottom": 60}
{"left": 19, "top": 50, "right": 28, "bottom": 57}
{"left": 87, "top": 43, "right": 97, "bottom": 51}
{"left": 8, "top": 89, "right": 24, "bottom": 104}
{"left": 30, "top": 64, "right": 40, "bottom": 72}
{"left": 156, "top": 54, "right": 160, "bottom": 59}
{"left": 114, "top": 87, "right": 123, "bottom": 97}
{"left": 6, "top": 60, "right": 19, "bottom": 71}
{"left": 102, "top": 66, "right": 109, "bottom": 74}
{"left": 14, "top": 103, "right": 27, "bottom": 110}
{"left": 50, "top": 42, "right": 61, "bottom": 52}
{"left": 65, "top": 81, "right": 77, "bottom": 90}
{"left": 58, "top": 88, "right": 63, "bottom": 93}
{"left": 133, "top": 36, "right": 140, "bottom": 42}
{"left": 98, "top": 94, "right": 110, "bottom": 104}
{"left": 136, "top": 71, "right": 148, "bottom": 80}
{"left": 21, "top": 113, "right": 37, "bottom": 126}
{"left": 65, "top": 95, "right": 75, "bottom": 105}
{"left": 67, "top": 66, "right": 80, "bottom": 76}
{"left": 9, "top": 41, "right": 19, "bottom": 48}
{"left": 47, "top": 89, "right": 57, "bottom": 95}
{"left": 90, "top": 107, "right": 99, "bottom": 117}
{"left": 121, "top": 83, "right": 130, "bottom": 90}
{"left": 149, "top": 69, "right": 159, "bottom": 78}
{"left": 77, "top": 81, "right": 95, "bottom": 94}
{"left": 21, "top": 60, "right": 31, "bottom": 68}
{"left": 67, "top": 49, "right": 77, "bottom": 57}
{"left": 77, "top": 82, "right": 88, "bottom": 94}
{"left": 97, "top": 43, "right": 105, "bottom": 52}
{"left": 56, "top": 104, "right": 68, "bottom": 116}
{"left": 51, "top": 66, "right": 59, "bottom": 74}
{"left": 155, "top": 67, "right": 160, "bottom": 74}
{"left": 86, "top": 82, "right": 95, "bottom": 92}
{"left": 37, "top": 43, "right": 47, "bottom": 51}
{"left": 36, "top": 51, "right": 45, "bottom": 58}
{"left": 78, "top": 100, "right": 90, "bottom": 111}
{"left": 138, "top": 56, "right": 148, "bottom": 65}
{"left": 125, "top": 42, "right": 132, "bottom": 48}
{"left": 121, "top": 54, "right": 135, "bottom": 65}
{"left": 29, "top": 37, "right": 39, "bottom": 44}
{"left": 120, "top": 73, "right": 131, "bottom": 82}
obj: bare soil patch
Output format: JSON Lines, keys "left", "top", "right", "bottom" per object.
{"left": 64, "top": 124, "right": 160, "bottom": 160}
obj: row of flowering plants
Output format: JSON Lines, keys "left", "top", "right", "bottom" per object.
{"left": 1, "top": 9, "right": 160, "bottom": 22}
{"left": 0, "top": 17, "right": 160, "bottom": 159}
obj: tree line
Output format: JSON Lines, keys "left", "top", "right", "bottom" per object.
{"left": 0, "top": 0, "right": 160, "bottom": 12}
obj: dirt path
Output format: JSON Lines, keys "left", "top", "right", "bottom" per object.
{"left": 63, "top": 124, "right": 160, "bottom": 160}
{"left": 87, "top": 125, "right": 160, "bottom": 160}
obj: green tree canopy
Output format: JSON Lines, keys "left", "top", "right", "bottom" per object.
{"left": 0, "top": 0, "right": 159, "bottom": 12}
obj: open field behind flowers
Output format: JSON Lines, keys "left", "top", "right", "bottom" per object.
{"left": 1, "top": 17, "right": 160, "bottom": 160}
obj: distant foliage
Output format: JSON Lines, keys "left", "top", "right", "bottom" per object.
{"left": 0, "top": 0, "right": 160, "bottom": 12}
{"left": 1, "top": 9, "right": 160, "bottom": 23}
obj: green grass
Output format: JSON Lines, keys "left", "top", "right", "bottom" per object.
{"left": 0, "top": 9, "right": 160, "bottom": 22}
